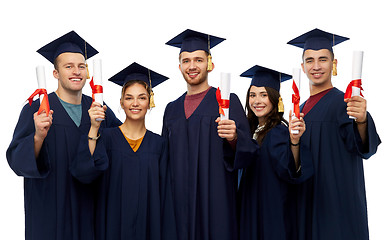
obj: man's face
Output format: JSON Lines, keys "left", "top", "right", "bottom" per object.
{"left": 53, "top": 52, "right": 87, "bottom": 94}
{"left": 179, "top": 50, "right": 212, "bottom": 87}
{"left": 301, "top": 49, "right": 334, "bottom": 89}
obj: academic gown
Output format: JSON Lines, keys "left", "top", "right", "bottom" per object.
{"left": 6, "top": 93, "right": 121, "bottom": 240}
{"left": 297, "top": 88, "right": 381, "bottom": 240}
{"left": 161, "top": 87, "right": 258, "bottom": 240}
{"left": 71, "top": 128, "right": 177, "bottom": 240}
{"left": 238, "top": 124, "right": 313, "bottom": 240}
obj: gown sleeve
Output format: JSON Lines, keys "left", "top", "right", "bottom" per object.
{"left": 70, "top": 130, "right": 110, "bottom": 184}
{"left": 223, "top": 93, "right": 259, "bottom": 171}
{"left": 6, "top": 100, "right": 50, "bottom": 178}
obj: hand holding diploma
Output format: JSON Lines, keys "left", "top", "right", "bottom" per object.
{"left": 216, "top": 72, "right": 236, "bottom": 141}
{"left": 90, "top": 59, "right": 104, "bottom": 121}
{"left": 291, "top": 68, "right": 301, "bottom": 134}
{"left": 344, "top": 51, "right": 367, "bottom": 121}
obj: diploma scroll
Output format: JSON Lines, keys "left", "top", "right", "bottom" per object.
{"left": 92, "top": 59, "right": 104, "bottom": 121}
{"left": 36, "top": 65, "right": 46, "bottom": 104}
{"left": 347, "top": 51, "right": 364, "bottom": 119}
{"left": 219, "top": 72, "right": 231, "bottom": 120}
{"left": 26, "top": 65, "right": 50, "bottom": 116}
{"left": 291, "top": 68, "right": 301, "bottom": 134}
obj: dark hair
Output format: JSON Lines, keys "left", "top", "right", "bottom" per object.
{"left": 120, "top": 80, "right": 151, "bottom": 105}
{"left": 245, "top": 85, "right": 288, "bottom": 145}
{"left": 302, "top": 49, "right": 335, "bottom": 61}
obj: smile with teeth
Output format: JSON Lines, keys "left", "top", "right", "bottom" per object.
{"left": 130, "top": 109, "right": 141, "bottom": 113}
{"left": 311, "top": 72, "right": 323, "bottom": 78}
{"left": 188, "top": 72, "right": 199, "bottom": 78}
{"left": 70, "top": 78, "right": 82, "bottom": 82}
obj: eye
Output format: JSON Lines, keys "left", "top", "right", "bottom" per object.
{"left": 79, "top": 65, "right": 86, "bottom": 69}
{"left": 249, "top": 93, "right": 256, "bottom": 98}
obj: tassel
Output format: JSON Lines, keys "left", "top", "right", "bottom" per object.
{"left": 207, "top": 54, "right": 213, "bottom": 71}
{"left": 149, "top": 90, "right": 155, "bottom": 108}
{"left": 278, "top": 97, "right": 284, "bottom": 113}
{"left": 332, "top": 59, "right": 337, "bottom": 76}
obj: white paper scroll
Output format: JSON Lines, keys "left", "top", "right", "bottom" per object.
{"left": 349, "top": 51, "right": 364, "bottom": 119}
{"left": 291, "top": 68, "right": 301, "bottom": 134}
{"left": 36, "top": 65, "right": 46, "bottom": 104}
{"left": 93, "top": 59, "right": 104, "bottom": 121}
{"left": 220, "top": 72, "right": 231, "bottom": 120}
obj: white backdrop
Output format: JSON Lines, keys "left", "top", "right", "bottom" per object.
{"left": 1, "top": 0, "right": 386, "bottom": 239}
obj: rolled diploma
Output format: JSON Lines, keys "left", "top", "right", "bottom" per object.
{"left": 291, "top": 68, "right": 300, "bottom": 134}
{"left": 350, "top": 51, "right": 363, "bottom": 119}
{"left": 93, "top": 59, "right": 104, "bottom": 121}
{"left": 220, "top": 72, "right": 231, "bottom": 120}
{"left": 36, "top": 65, "right": 46, "bottom": 104}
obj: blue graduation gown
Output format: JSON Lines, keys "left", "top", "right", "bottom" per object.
{"left": 161, "top": 87, "right": 258, "bottom": 240}
{"left": 297, "top": 88, "right": 381, "bottom": 240}
{"left": 71, "top": 128, "right": 177, "bottom": 240}
{"left": 6, "top": 93, "right": 121, "bottom": 240}
{"left": 238, "top": 124, "right": 313, "bottom": 240}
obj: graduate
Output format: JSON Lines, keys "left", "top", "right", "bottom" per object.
{"left": 6, "top": 31, "right": 121, "bottom": 240}
{"left": 287, "top": 28, "right": 381, "bottom": 240}
{"left": 238, "top": 65, "right": 313, "bottom": 240}
{"left": 163, "top": 29, "right": 258, "bottom": 240}
{"left": 71, "top": 62, "right": 176, "bottom": 240}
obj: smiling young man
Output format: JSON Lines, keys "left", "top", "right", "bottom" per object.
{"left": 163, "top": 29, "right": 258, "bottom": 240}
{"left": 288, "top": 28, "right": 381, "bottom": 240}
{"left": 6, "top": 31, "right": 121, "bottom": 240}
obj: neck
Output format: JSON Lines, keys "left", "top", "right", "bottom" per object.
{"left": 120, "top": 119, "right": 146, "bottom": 139}
{"left": 187, "top": 82, "right": 210, "bottom": 95}
{"left": 56, "top": 88, "right": 82, "bottom": 105}
{"left": 309, "top": 82, "right": 333, "bottom": 96}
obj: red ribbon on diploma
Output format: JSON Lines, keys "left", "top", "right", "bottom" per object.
{"left": 292, "top": 80, "right": 300, "bottom": 118}
{"left": 216, "top": 87, "right": 230, "bottom": 116}
{"left": 344, "top": 79, "right": 363, "bottom": 99}
{"left": 27, "top": 89, "right": 50, "bottom": 116}
{"left": 89, "top": 77, "right": 103, "bottom": 104}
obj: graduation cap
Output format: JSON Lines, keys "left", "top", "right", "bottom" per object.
{"left": 287, "top": 28, "right": 349, "bottom": 53}
{"left": 108, "top": 62, "right": 169, "bottom": 108}
{"left": 165, "top": 29, "right": 226, "bottom": 70}
{"left": 241, "top": 65, "right": 292, "bottom": 113}
{"left": 37, "top": 31, "right": 98, "bottom": 79}
{"left": 240, "top": 65, "right": 292, "bottom": 92}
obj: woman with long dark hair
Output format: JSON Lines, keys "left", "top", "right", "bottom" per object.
{"left": 238, "top": 65, "right": 313, "bottom": 240}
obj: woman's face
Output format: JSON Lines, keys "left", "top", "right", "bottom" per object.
{"left": 121, "top": 83, "right": 150, "bottom": 121}
{"left": 248, "top": 86, "right": 273, "bottom": 124}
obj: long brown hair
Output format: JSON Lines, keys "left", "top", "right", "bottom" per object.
{"left": 245, "top": 85, "right": 288, "bottom": 145}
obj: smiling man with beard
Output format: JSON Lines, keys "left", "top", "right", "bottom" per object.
{"left": 162, "top": 29, "right": 258, "bottom": 240}
{"left": 6, "top": 31, "right": 121, "bottom": 240}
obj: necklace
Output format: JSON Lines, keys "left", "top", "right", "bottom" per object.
{"left": 253, "top": 124, "right": 265, "bottom": 140}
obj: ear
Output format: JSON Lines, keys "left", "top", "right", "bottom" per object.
{"left": 301, "top": 63, "right": 306, "bottom": 73}
{"left": 208, "top": 62, "right": 215, "bottom": 73}
{"left": 178, "top": 64, "right": 181, "bottom": 72}
{"left": 53, "top": 69, "right": 59, "bottom": 80}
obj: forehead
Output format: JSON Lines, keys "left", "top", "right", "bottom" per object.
{"left": 303, "top": 49, "right": 332, "bottom": 59}
{"left": 250, "top": 86, "right": 266, "bottom": 93}
{"left": 124, "top": 82, "right": 148, "bottom": 94}
{"left": 56, "top": 52, "right": 85, "bottom": 64}
{"left": 179, "top": 50, "right": 207, "bottom": 59}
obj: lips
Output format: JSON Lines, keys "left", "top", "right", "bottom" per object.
{"left": 311, "top": 72, "right": 324, "bottom": 78}
{"left": 69, "top": 77, "right": 82, "bottom": 82}
{"left": 188, "top": 72, "right": 199, "bottom": 78}
{"left": 130, "top": 109, "right": 141, "bottom": 113}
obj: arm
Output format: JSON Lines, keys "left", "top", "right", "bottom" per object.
{"left": 288, "top": 111, "right": 306, "bottom": 170}
{"left": 88, "top": 102, "right": 106, "bottom": 155}
{"left": 345, "top": 96, "right": 367, "bottom": 144}
{"left": 33, "top": 110, "right": 54, "bottom": 158}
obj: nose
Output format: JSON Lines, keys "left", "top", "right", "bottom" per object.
{"left": 312, "top": 61, "right": 321, "bottom": 70}
{"left": 73, "top": 67, "right": 81, "bottom": 75}
{"left": 132, "top": 98, "right": 139, "bottom": 106}
{"left": 188, "top": 60, "right": 197, "bottom": 70}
